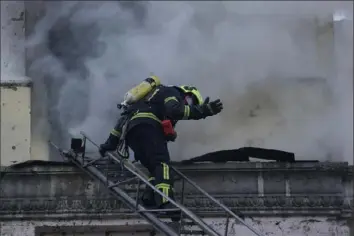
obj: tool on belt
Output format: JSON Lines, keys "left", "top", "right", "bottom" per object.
{"left": 162, "top": 119, "right": 177, "bottom": 142}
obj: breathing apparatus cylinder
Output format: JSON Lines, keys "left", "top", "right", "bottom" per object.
{"left": 121, "top": 76, "right": 161, "bottom": 106}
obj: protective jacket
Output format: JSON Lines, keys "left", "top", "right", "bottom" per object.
{"left": 101, "top": 85, "right": 205, "bottom": 153}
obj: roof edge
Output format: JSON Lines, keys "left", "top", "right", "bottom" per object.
{"left": 0, "top": 79, "right": 33, "bottom": 87}
{"left": 1, "top": 160, "right": 352, "bottom": 174}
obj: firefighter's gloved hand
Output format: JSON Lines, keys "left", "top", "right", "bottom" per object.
{"left": 200, "top": 98, "right": 223, "bottom": 118}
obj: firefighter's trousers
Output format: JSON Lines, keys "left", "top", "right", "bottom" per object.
{"left": 126, "top": 124, "right": 175, "bottom": 208}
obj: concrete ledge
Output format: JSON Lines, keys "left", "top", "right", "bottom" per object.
{"left": 0, "top": 79, "right": 33, "bottom": 87}
{"left": 0, "top": 195, "right": 352, "bottom": 220}
{"left": 3, "top": 159, "right": 352, "bottom": 172}
{"left": 0, "top": 161, "right": 352, "bottom": 218}
{"left": 2, "top": 216, "right": 349, "bottom": 236}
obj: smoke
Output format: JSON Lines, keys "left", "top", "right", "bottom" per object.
{"left": 27, "top": 1, "right": 353, "bottom": 162}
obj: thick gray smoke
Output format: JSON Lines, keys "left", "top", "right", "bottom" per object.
{"left": 27, "top": 1, "right": 353, "bottom": 162}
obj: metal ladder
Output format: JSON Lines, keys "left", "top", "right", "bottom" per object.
{"left": 51, "top": 131, "right": 265, "bottom": 236}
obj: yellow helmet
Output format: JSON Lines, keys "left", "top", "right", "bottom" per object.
{"left": 177, "top": 85, "right": 204, "bottom": 105}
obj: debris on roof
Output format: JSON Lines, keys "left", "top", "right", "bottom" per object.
{"left": 6, "top": 160, "right": 72, "bottom": 169}
{"left": 1, "top": 147, "right": 319, "bottom": 171}
{"left": 178, "top": 147, "right": 297, "bottom": 165}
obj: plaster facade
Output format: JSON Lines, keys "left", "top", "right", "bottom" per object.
{"left": 0, "top": 217, "right": 350, "bottom": 236}
{"left": 0, "top": 1, "right": 50, "bottom": 166}
{"left": 0, "top": 1, "right": 25, "bottom": 80}
{"left": 0, "top": 1, "right": 30, "bottom": 166}
{"left": 0, "top": 82, "right": 31, "bottom": 166}
{"left": 0, "top": 162, "right": 352, "bottom": 235}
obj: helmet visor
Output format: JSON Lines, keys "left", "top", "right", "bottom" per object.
{"left": 184, "top": 94, "right": 198, "bottom": 106}
{"left": 179, "top": 85, "right": 203, "bottom": 105}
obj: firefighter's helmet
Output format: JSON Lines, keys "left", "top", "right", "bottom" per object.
{"left": 176, "top": 85, "right": 203, "bottom": 106}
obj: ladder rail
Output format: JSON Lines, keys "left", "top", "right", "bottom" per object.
{"left": 81, "top": 132, "right": 221, "bottom": 236}
{"left": 79, "top": 131, "right": 265, "bottom": 236}
{"left": 68, "top": 152, "right": 179, "bottom": 236}
{"left": 171, "top": 167, "right": 265, "bottom": 236}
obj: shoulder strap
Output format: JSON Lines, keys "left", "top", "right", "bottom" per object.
{"left": 144, "top": 85, "right": 163, "bottom": 103}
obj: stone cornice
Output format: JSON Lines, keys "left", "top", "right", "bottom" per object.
{"left": 174, "top": 161, "right": 353, "bottom": 173}
{"left": 0, "top": 195, "right": 352, "bottom": 221}
{"left": 2, "top": 160, "right": 352, "bottom": 174}
{"left": 0, "top": 78, "right": 33, "bottom": 87}
{"left": 0, "top": 161, "right": 352, "bottom": 219}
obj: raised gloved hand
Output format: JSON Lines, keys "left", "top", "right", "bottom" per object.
{"left": 199, "top": 97, "right": 223, "bottom": 118}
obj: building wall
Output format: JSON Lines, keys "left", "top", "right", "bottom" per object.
{"left": 0, "top": 83, "right": 31, "bottom": 166}
{"left": 0, "top": 1, "right": 50, "bottom": 166}
{"left": 0, "top": 1, "right": 25, "bottom": 79}
{"left": 333, "top": 16, "right": 354, "bottom": 163}
{"left": 0, "top": 217, "right": 350, "bottom": 236}
{"left": 0, "top": 1, "right": 29, "bottom": 167}
{"left": 0, "top": 162, "right": 352, "bottom": 235}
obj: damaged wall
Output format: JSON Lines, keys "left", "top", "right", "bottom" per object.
{"left": 0, "top": 1, "right": 25, "bottom": 80}
{"left": 0, "top": 217, "right": 350, "bottom": 236}
{"left": 0, "top": 162, "right": 352, "bottom": 235}
{"left": 0, "top": 1, "right": 33, "bottom": 166}
{"left": 0, "top": 1, "right": 51, "bottom": 166}
{"left": 0, "top": 82, "right": 31, "bottom": 166}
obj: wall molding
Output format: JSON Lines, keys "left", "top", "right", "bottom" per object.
{"left": 0, "top": 162, "right": 352, "bottom": 220}
{"left": 0, "top": 195, "right": 352, "bottom": 220}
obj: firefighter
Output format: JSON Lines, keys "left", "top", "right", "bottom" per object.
{"left": 98, "top": 76, "right": 223, "bottom": 219}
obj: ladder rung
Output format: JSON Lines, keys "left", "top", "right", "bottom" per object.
{"left": 95, "top": 162, "right": 121, "bottom": 167}
{"left": 180, "top": 220, "right": 198, "bottom": 226}
{"left": 138, "top": 208, "right": 181, "bottom": 213}
{"left": 108, "top": 177, "right": 139, "bottom": 188}
{"left": 180, "top": 230, "right": 205, "bottom": 235}
{"left": 105, "top": 171, "right": 135, "bottom": 177}
{"left": 82, "top": 157, "right": 105, "bottom": 167}
{"left": 82, "top": 157, "right": 119, "bottom": 167}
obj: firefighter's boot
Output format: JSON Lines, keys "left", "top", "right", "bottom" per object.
{"left": 154, "top": 163, "right": 181, "bottom": 221}
{"left": 141, "top": 177, "right": 156, "bottom": 208}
